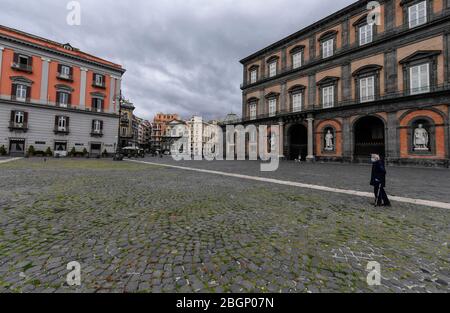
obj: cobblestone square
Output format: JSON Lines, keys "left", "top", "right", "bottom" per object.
{"left": 0, "top": 158, "right": 449, "bottom": 293}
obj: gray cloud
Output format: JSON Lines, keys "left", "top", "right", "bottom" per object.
{"left": 1, "top": 0, "right": 354, "bottom": 120}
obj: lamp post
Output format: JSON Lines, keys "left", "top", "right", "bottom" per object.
{"left": 114, "top": 92, "right": 124, "bottom": 161}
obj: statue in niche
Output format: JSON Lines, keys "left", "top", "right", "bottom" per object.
{"left": 324, "top": 129, "right": 334, "bottom": 151}
{"left": 413, "top": 124, "right": 429, "bottom": 151}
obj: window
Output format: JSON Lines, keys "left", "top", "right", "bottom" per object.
{"left": 94, "top": 74, "right": 104, "bottom": 87}
{"left": 409, "top": 1, "right": 427, "bottom": 28}
{"left": 93, "top": 120, "right": 102, "bottom": 133}
{"left": 268, "top": 99, "right": 277, "bottom": 116}
{"left": 58, "top": 116, "right": 67, "bottom": 131}
{"left": 292, "top": 93, "right": 303, "bottom": 112}
{"left": 58, "top": 92, "right": 70, "bottom": 107}
{"left": 292, "top": 52, "right": 302, "bottom": 69}
{"left": 359, "top": 76, "right": 375, "bottom": 102}
{"left": 322, "top": 86, "right": 334, "bottom": 108}
{"left": 249, "top": 102, "right": 257, "bottom": 120}
{"left": 410, "top": 63, "right": 430, "bottom": 94}
{"left": 92, "top": 98, "right": 103, "bottom": 112}
{"left": 19, "top": 55, "right": 29, "bottom": 65}
{"left": 359, "top": 24, "right": 373, "bottom": 45}
{"left": 250, "top": 70, "right": 257, "bottom": 84}
{"left": 269, "top": 62, "right": 277, "bottom": 78}
{"left": 14, "top": 111, "right": 24, "bottom": 124}
{"left": 16, "top": 85, "right": 27, "bottom": 102}
{"left": 322, "top": 39, "right": 334, "bottom": 58}
{"left": 60, "top": 65, "right": 71, "bottom": 78}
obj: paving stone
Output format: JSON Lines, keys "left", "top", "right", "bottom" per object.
{"left": 0, "top": 158, "right": 448, "bottom": 293}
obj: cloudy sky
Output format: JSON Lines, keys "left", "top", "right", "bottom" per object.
{"left": 2, "top": 0, "right": 354, "bottom": 120}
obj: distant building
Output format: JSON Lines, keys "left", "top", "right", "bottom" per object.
{"left": 162, "top": 119, "right": 189, "bottom": 153}
{"left": 119, "top": 100, "right": 135, "bottom": 148}
{"left": 150, "top": 113, "right": 179, "bottom": 151}
{"left": 138, "top": 119, "right": 152, "bottom": 149}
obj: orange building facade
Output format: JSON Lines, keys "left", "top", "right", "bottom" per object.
{"left": 237, "top": 0, "right": 450, "bottom": 167}
{"left": 0, "top": 25, "right": 126, "bottom": 157}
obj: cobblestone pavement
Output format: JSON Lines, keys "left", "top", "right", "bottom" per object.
{"left": 141, "top": 157, "right": 450, "bottom": 203}
{"left": 0, "top": 159, "right": 448, "bottom": 293}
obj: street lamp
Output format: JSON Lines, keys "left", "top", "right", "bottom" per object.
{"left": 114, "top": 92, "right": 124, "bottom": 161}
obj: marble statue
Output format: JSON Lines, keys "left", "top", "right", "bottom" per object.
{"left": 324, "top": 130, "right": 334, "bottom": 151}
{"left": 414, "top": 124, "right": 429, "bottom": 151}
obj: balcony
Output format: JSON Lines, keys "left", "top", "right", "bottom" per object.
{"left": 9, "top": 121, "right": 28, "bottom": 132}
{"left": 54, "top": 127, "right": 70, "bottom": 135}
{"left": 57, "top": 72, "right": 73, "bottom": 81}
{"left": 92, "top": 81, "right": 106, "bottom": 89}
{"left": 229, "top": 83, "right": 450, "bottom": 125}
{"left": 56, "top": 103, "right": 72, "bottom": 109}
{"left": 11, "top": 62, "right": 32, "bottom": 73}
{"left": 90, "top": 130, "right": 104, "bottom": 138}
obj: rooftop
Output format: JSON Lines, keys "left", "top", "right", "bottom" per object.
{"left": 0, "top": 24, "right": 124, "bottom": 71}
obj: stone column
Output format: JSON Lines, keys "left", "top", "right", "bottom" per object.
{"left": 386, "top": 112, "right": 399, "bottom": 163}
{"left": 445, "top": 32, "right": 450, "bottom": 84}
{"left": 0, "top": 46, "right": 4, "bottom": 85}
{"left": 342, "top": 117, "right": 352, "bottom": 162}
{"left": 280, "top": 82, "right": 287, "bottom": 113}
{"left": 259, "top": 90, "right": 265, "bottom": 116}
{"left": 342, "top": 19, "right": 350, "bottom": 48}
{"left": 109, "top": 75, "right": 117, "bottom": 114}
{"left": 79, "top": 67, "right": 88, "bottom": 110}
{"left": 308, "top": 74, "right": 316, "bottom": 108}
{"left": 306, "top": 116, "right": 315, "bottom": 162}
{"left": 384, "top": 0, "right": 395, "bottom": 32}
{"left": 341, "top": 63, "right": 351, "bottom": 101}
{"left": 281, "top": 47, "right": 287, "bottom": 70}
{"left": 40, "top": 57, "right": 51, "bottom": 104}
{"left": 384, "top": 49, "right": 398, "bottom": 94}
{"left": 278, "top": 119, "right": 285, "bottom": 158}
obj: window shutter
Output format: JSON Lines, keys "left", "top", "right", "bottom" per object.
{"left": 56, "top": 91, "right": 61, "bottom": 105}
{"left": 66, "top": 117, "right": 70, "bottom": 128}
{"left": 28, "top": 56, "right": 33, "bottom": 66}
{"left": 100, "top": 120, "right": 103, "bottom": 130}
{"left": 100, "top": 99, "right": 104, "bottom": 111}
{"left": 26, "top": 86, "right": 31, "bottom": 102}
{"left": 13, "top": 53, "right": 19, "bottom": 64}
{"left": 11, "top": 84, "right": 17, "bottom": 99}
{"left": 55, "top": 116, "right": 59, "bottom": 128}
{"left": 92, "top": 120, "right": 95, "bottom": 131}
{"left": 10, "top": 110, "right": 15, "bottom": 122}
{"left": 68, "top": 93, "right": 72, "bottom": 105}
{"left": 57, "top": 64, "right": 62, "bottom": 74}
{"left": 24, "top": 112, "right": 28, "bottom": 123}
{"left": 69, "top": 66, "right": 73, "bottom": 76}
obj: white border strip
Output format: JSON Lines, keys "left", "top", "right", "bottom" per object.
{"left": 0, "top": 157, "right": 23, "bottom": 165}
{"left": 126, "top": 160, "right": 450, "bottom": 210}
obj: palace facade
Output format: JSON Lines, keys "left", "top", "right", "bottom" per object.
{"left": 237, "top": 0, "right": 450, "bottom": 167}
{"left": 0, "top": 25, "right": 125, "bottom": 157}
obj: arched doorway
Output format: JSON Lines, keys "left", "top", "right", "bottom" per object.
{"left": 288, "top": 124, "right": 308, "bottom": 161}
{"left": 354, "top": 116, "right": 385, "bottom": 161}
